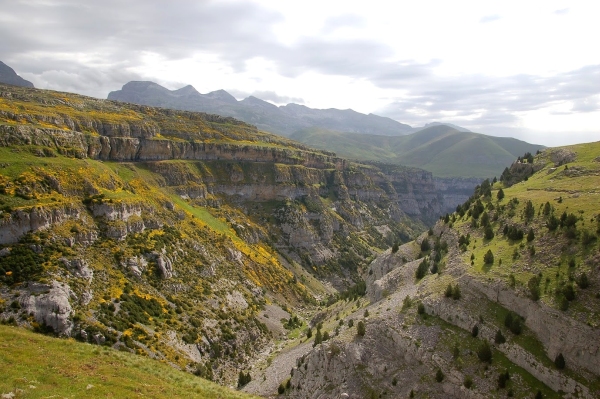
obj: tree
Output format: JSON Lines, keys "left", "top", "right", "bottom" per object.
{"left": 497, "top": 188, "right": 505, "bottom": 201}
{"left": 524, "top": 200, "right": 535, "bottom": 222}
{"left": 420, "top": 239, "right": 430, "bottom": 252}
{"left": 528, "top": 275, "right": 541, "bottom": 301}
{"left": 527, "top": 228, "right": 535, "bottom": 242}
{"left": 554, "top": 353, "right": 566, "bottom": 369}
{"left": 357, "top": 320, "right": 366, "bottom": 337}
{"left": 391, "top": 242, "right": 399, "bottom": 253}
{"left": 477, "top": 340, "right": 492, "bottom": 363}
{"left": 313, "top": 328, "right": 322, "bottom": 347}
{"left": 471, "top": 325, "right": 479, "bottom": 337}
{"left": 484, "top": 225, "right": 495, "bottom": 240}
{"left": 484, "top": 249, "right": 494, "bottom": 265}
{"left": 306, "top": 328, "right": 312, "bottom": 339}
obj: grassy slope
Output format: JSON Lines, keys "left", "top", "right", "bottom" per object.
{"left": 0, "top": 325, "right": 257, "bottom": 399}
{"left": 291, "top": 125, "right": 544, "bottom": 178}
{"left": 453, "top": 141, "right": 600, "bottom": 322}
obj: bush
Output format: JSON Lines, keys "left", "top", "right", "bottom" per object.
{"left": 357, "top": 321, "right": 366, "bottom": 337}
{"left": 477, "top": 340, "right": 492, "bottom": 363}
{"left": 555, "top": 353, "right": 565, "bottom": 369}
{"left": 238, "top": 371, "right": 251, "bottom": 388}
{"left": 528, "top": 275, "right": 541, "bottom": 301}
{"left": 464, "top": 375, "right": 473, "bottom": 389}
{"left": 471, "top": 325, "right": 479, "bottom": 337}
{"left": 392, "top": 377, "right": 398, "bottom": 386}
{"left": 527, "top": 228, "right": 535, "bottom": 242}
{"left": 415, "top": 258, "right": 429, "bottom": 280}
{"left": 392, "top": 242, "right": 399, "bottom": 253}
{"left": 452, "top": 285, "right": 461, "bottom": 300}
{"left": 497, "top": 370, "right": 510, "bottom": 389}
{"left": 484, "top": 225, "right": 495, "bottom": 240}
{"left": 435, "top": 368, "right": 444, "bottom": 382}
{"left": 445, "top": 284, "right": 453, "bottom": 298}
{"left": 495, "top": 329, "right": 506, "bottom": 344}
{"left": 483, "top": 249, "right": 494, "bottom": 265}
{"left": 278, "top": 383, "right": 286, "bottom": 394}
{"left": 417, "top": 303, "right": 425, "bottom": 315}
{"left": 577, "top": 273, "right": 589, "bottom": 289}
{"left": 504, "top": 312, "right": 522, "bottom": 335}
{"left": 497, "top": 188, "right": 505, "bottom": 201}
{"left": 420, "top": 239, "right": 430, "bottom": 252}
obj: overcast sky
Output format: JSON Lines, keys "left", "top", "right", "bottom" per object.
{"left": 1, "top": 0, "right": 599, "bottom": 146}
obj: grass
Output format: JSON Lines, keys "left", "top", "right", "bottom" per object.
{"left": 0, "top": 325, "right": 258, "bottom": 399}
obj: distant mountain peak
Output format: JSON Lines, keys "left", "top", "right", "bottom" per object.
{"left": 421, "top": 122, "right": 471, "bottom": 133}
{"left": 0, "top": 61, "right": 34, "bottom": 88}
{"left": 205, "top": 89, "right": 237, "bottom": 103}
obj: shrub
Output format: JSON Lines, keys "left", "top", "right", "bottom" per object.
{"left": 435, "top": 368, "right": 444, "bottom": 382}
{"left": 357, "top": 321, "right": 366, "bottom": 337}
{"left": 415, "top": 258, "right": 429, "bottom": 280}
{"left": 477, "top": 340, "right": 492, "bottom": 363}
{"left": 527, "top": 228, "right": 535, "bottom": 242}
{"left": 497, "top": 370, "right": 510, "bottom": 389}
{"left": 484, "top": 225, "right": 495, "bottom": 240}
{"left": 497, "top": 188, "right": 505, "bottom": 201}
{"left": 445, "top": 284, "right": 453, "bottom": 298}
{"left": 483, "top": 250, "right": 494, "bottom": 265}
{"left": 494, "top": 329, "right": 506, "bottom": 344}
{"left": 417, "top": 303, "right": 425, "bottom": 315}
{"left": 306, "top": 328, "right": 312, "bottom": 338}
{"left": 402, "top": 295, "right": 412, "bottom": 310}
{"left": 577, "top": 273, "right": 589, "bottom": 289}
{"left": 392, "top": 242, "right": 399, "bottom": 253}
{"left": 504, "top": 312, "right": 522, "bottom": 335}
{"left": 392, "top": 377, "right": 398, "bottom": 386}
{"left": 348, "top": 319, "right": 354, "bottom": 328}
{"left": 452, "top": 285, "right": 461, "bottom": 300}
{"left": 554, "top": 353, "right": 565, "bottom": 369}
{"left": 528, "top": 275, "right": 541, "bottom": 301}
{"left": 420, "top": 239, "right": 430, "bottom": 252}
{"left": 278, "top": 383, "right": 285, "bottom": 394}
{"left": 237, "top": 371, "right": 251, "bottom": 388}
{"left": 471, "top": 325, "right": 479, "bottom": 337}
{"left": 464, "top": 375, "right": 473, "bottom": 389}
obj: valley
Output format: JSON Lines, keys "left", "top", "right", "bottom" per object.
{"left": 0, "top": 81, "right": 598, "bottom": 399}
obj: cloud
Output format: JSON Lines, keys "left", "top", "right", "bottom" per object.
{"left": 480, "top": 14, "right": 501, "bottom": 23}
{"left": 554, "top": 8, "right": 569, "bottom": 15}
{"left": 377, "top": 65, "right": 600, "bottom": 130}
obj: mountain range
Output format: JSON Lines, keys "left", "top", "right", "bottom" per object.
{"left": 0, "top": 61, "right": 34, "bottom": 88}
{"left": 108, "top": 81, "right": 414, "bottom": 137}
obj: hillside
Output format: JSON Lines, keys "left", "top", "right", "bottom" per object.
{"left": 107, "top": 81, "right": 413, "bottom": 137}
{"left": 254, "top": 142, "right": 600, "bottom": 398}
{"left": 0, "top": 325, "right": 257, "bottom": 398}
{"left": 291, "top": 125, "right": 544, "bottom": 178}
{"left": 0, "top": 83, "right": 465, "bottom": 392}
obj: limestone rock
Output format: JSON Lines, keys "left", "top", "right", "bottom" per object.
{"left": 23, "top": 281, "right": 73, "bottom": 336}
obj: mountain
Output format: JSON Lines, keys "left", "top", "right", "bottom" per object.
{"left": 108, "top": 81, "right": 413, "bottom": 137}
{"left": 416, "top": 121, "right": 472, "bottom": 132}
{"left": 292, "top": 124, "right": 545, "bottom": 178}
{"left": 251, "top": 142, "right": 600, "bottom": 398}
{"left": 0, "top": 83, "right": 460, "bottom": 389}
{"left": 0, "top": 61, "right": 34, "bottom": 88}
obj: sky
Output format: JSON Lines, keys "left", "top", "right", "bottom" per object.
{"left": 1, "top": 0, "right": 599, "bottom": 146}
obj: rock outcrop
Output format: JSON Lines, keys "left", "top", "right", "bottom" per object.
{"left": 22, "top": 281, "right": 74, "bottom": 336}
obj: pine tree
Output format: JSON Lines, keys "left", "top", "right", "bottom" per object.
{"left": 357, "top": 320, "right": 366, "bottom": 337}
{"left": 497, "top": 188, "right": 505, "bottom": 201}
{"left": 554, "top": 353, "right": 566, "bottom": 369}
